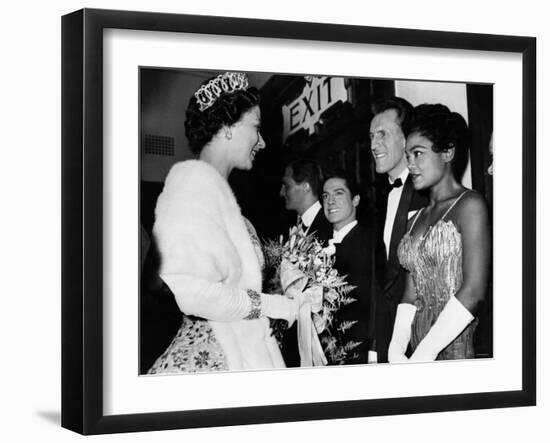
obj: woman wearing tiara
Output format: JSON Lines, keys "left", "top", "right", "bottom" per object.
{"left": 388, "top": 104, "right": 491, "bottom": 362}
{"left": 148, "top": 72, "right": 301, "bottom": 373}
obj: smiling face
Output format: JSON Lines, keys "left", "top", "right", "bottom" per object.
{"left": 405, "top": 131, "right": 449, "bottom": 190}
{"left": 227, "top": 105, "right": 265, "bottom": 170}
{"left": 369, "top": 109, "right": 408, "bottom": 180}
{"left": 322, "top": 177, "right": 359, "bottom": 231}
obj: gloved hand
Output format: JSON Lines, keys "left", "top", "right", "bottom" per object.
{"left": 388, "top": 303, "right": 417, "bottom": 363}
{"left": 260, "top": 293, "right": 300, "bottom": 327}
{"left": 409, "top": 296, "right": 474, "bottom": 362}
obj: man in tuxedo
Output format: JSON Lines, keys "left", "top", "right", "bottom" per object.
{"left": 369, "top": 97, "right": 428, "bottom": 363}
{"left": 280, "top": 159, "right": 332, "bottom": 245}
{"left": 321, "top": 171, "right": 377, "bottom": 364}
{"left": 278, "top": 159, "right": 332, "bottom": 367}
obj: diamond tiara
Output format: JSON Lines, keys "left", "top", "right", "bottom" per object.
{"left": 194, "top": 72, "right": 249, "bottom": 112}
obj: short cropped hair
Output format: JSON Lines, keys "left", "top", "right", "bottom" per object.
{"left": 371, "top": 96, "right": 414, "bottom": 135}
{"left": 286, "top": 158, "right": 324, "bottom": 198}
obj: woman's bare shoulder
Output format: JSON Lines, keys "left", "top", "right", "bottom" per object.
{"left": 455, "top": 189, "right": 489, "bottom": 224}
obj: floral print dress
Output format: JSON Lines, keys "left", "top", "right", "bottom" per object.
{"left": 147, "top": 217, "right": 264, "bottom": 374}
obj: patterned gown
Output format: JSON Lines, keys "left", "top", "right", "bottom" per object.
{"left": 397, "top": 191, "right": 477, "bottom": 360}
{"left": 148, "top": 218, "right": 265, "bottom": 374}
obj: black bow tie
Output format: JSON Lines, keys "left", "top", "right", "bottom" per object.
{"left": 390, "top": 178, "right": 403, "bottom": 189}
{"left": 381, "top": 178, "right": 403, "bottom": 196}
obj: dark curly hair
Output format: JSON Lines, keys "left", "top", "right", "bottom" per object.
{"left": 184, "top": 77, "right": 261, "bottom": 154}
{"left": 408, "top": 103, "right": 470, "bottom": 180}
{"left": 322, "top": 168, "right": 360, "bottom": 199}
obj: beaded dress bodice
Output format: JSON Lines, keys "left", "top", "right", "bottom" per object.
{"left": 397, "top": 192, "right": 477, "bottom": 360}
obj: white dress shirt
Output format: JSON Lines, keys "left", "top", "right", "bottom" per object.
{"left": 383, "top": 169, "right": 409, "bottom": 259}
{"left": 332, "top": 220, "right": 358, "bottom": 244}
{"left": 324, "top": 220, "right": 358, "bottom": 256}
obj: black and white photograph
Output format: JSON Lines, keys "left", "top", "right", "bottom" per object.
{"left": 139, "top": 69, "right": 494, "bottom": 375}
{"left": 4, "top": 0, "right": 550, "bottom": 441}
{"left": 51, "top": 3, "right": 543, "bottom": 439}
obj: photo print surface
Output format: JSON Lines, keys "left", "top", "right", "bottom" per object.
{"left": 139, "top": 68, "right": 493, "bottom": 376}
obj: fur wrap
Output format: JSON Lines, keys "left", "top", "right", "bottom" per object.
{"left": 153, "top": 160, "right": 285, "bottom": 370}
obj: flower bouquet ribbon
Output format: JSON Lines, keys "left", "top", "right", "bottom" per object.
{"left": 280, "top": 259, "right": 327, "bottom": 367}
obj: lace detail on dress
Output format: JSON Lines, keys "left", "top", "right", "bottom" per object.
{"left": 397, "top": 194, "right": 477, "bottom": 360}
{"left": 243, "top": 217, "right": 265, "bottom": 270}
{"left": 147, "top": 316, "right": 228, "bottom": 374}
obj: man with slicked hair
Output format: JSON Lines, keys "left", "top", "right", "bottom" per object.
{"left": 321, "top": 170, "right": 377, "bottom": 364}
{"left": 280, "top": 158, "right": 332, "bottom": 246}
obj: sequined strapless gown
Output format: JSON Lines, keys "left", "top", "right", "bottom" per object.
{"left": 398, "top": 219, "right": 477, "bottom": 360}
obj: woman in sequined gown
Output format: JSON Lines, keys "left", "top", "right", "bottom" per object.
{"left": 147, "top": 72, "right": 300, "bottom": 374}
{"left": 388, "top": 104, "right": 491, "bottom": 362}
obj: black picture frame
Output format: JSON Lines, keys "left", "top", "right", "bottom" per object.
{"left": 61, "top": 8, "right": 536, "bottom": 435}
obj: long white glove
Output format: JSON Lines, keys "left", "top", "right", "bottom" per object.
{"left": 388, "top": 303, "right": 417, "bottom": 363}
{"left": 260, "top": 292, "right": 299, "bottom": 326}
{"left": 368, "top": 351, "right": 378, "bottom": 364}
{"left": 409, "top": 296, "right": 474, "bottom": 362}
{"left": 161, "top": 274, "right": 299, "bottom": 324}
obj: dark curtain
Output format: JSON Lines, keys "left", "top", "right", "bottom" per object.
{"left": 467, "top": 83, "right": 493, "bottom": 358}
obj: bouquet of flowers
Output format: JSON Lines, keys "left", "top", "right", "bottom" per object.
{"left": 263, "top": 224, "right": 360, "bottom": 365}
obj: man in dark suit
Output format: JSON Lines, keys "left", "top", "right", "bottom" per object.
{"left": 369, "top": 97, "right": 428, "bottom": 363}
{"left": 280, "top": 159, "right": 332, "bottom": 245}
{"left": 321, "top": 171, "right": 377, "bottom": 364}
{"left": 278, "top": 159, "right": 332, "bottom": 366}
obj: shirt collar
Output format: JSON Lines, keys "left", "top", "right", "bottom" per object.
{"left": 332, "top": 220, "right": 358, "bottom": 243}
{"left": 301, "top": 200, "right": 322, "bottom": 227}
{"left": 389, "top": 168, "right": 409, "bottom": 186}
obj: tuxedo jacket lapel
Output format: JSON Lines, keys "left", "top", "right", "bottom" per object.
{"left": 375, "top": 174, "right": 428, "bottom": 294}
{"left": 385, "top": 177, "right": 414, "bottom": 291}
{"left": 308, "top": 209, "right": 332, "bottom": 245}
{"left": 334, "top": 225, "right": 356, "bottom": 260}
{"left": 374, "top": 176, "right": 428, "bottom": 362}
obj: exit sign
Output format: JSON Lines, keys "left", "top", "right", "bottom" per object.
{"left": 282, "top": 76, "right": 348, "bottom": 141}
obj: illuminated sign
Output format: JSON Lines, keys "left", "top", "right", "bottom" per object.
{"left": 282, "top": 76, "right": 348, "bottom": 141}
